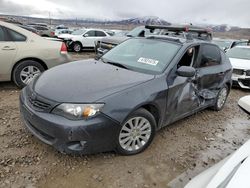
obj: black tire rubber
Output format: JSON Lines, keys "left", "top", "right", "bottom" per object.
{"left": 12, "top": 60, "right": 45, "bottom": 88}
{"left": 211, "top": 85, "right": 229, "bottom": 111}
{"left": 73, "top": 42, "right": 82, "bottom": 52}
{"left": 116, "top": 108, "right": 156, "bottom": 155}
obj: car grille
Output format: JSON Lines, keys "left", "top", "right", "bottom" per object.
{"left": 29, "top": 97, "right": 51, "bottom": 111}
{"left": 233, "top": 69, "right": 244, "bottom": 75}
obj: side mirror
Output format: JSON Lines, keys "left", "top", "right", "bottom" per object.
{"left": 84, "top": 33, "right": 89, "bottom": 37}
{"left": 177, "top": 66, "right": 196, "bottom": 77}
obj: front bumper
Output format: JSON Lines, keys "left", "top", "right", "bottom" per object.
{"left": 232, "top": 73, "right": 250, "bottom": 89}
{"left": 19, "top": 89, "right": 120, "bottom": 155}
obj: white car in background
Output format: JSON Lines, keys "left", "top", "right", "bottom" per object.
{"left": 0, "top": 21, "right": 71, "bottom": 88}
{"left": 185, "top": 95, "right": 250, "bottom": 188}
{"left": 226, "top": 46, "right": 250, "bottom": 89}
{"left": 58, "top": 28, "right": 110, "bottom": 52}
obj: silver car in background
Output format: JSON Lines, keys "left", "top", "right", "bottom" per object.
{"left": 227, "top": 46, "right": 250, "bottom": 89}
{"left": 0, "top": 21, "right": 71, "bottom": 88}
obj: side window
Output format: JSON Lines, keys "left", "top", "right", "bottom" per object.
{"left": 95, "top": 31, "right": 106, "bottom": 37}
{"left": 7, "top": 28, "right": 26, "bottom": 42}
{"left": 85, "top": 30, "right": 95, "bottom": 37}
{"left": 199, "top": 45, "right": 221, "bottom": 68}
{"left": 0, "top": 27, "right": 5, "bottom": 41}
{"left": 178, "top": 46, "right": 200, "bottom": 68}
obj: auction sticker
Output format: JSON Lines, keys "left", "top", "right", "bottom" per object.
{"left": 138, "top": 57, "right": 159, "bottom": 66}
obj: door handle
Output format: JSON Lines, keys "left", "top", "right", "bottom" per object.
{"left": 218, "top": 72, "right": 225, "bottom": 76}
{"left": 2, "top": 46, "right": 16, "bottom": 50}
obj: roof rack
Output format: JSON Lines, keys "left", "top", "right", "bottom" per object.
{"left": 145, "top": 25, "right": 213, "bottom": 41}
{"left": 145, "top": 25, "right": 212, "bottom": 34}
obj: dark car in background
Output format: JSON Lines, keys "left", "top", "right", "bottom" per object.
{"left": 95, "top": 25, "right": 213, "bottom": 58}
{"left": 95, "top": 26, "right": 161, "bottom": 57}
{"left": 20, "top": 26, "right": 232, "bottom": 155}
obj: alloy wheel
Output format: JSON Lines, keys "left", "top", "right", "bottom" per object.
{"left": 20, "top": 66, "right": 41, "bottom": 85}
{"left": 119, "top": 117, "right": 152, "bottom": 152}
{"left": 217, "top": 87, "right": 228, "bottom": 109}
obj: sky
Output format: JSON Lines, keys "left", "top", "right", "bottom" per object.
{"left": 0, "top": 0, "right": 250, "bottom": 27}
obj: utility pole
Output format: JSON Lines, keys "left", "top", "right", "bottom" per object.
{"left": 49, "top": 12, "right": 52, "bottom": 26}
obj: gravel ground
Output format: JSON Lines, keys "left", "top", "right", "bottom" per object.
{"left": 0, "top": 52, "right": 249, "bottom": 188}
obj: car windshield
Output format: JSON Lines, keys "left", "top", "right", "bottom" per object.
{"left": 102, "top": 38, "right": 181, "bottom": 74}
{"left": 227, "top": 47, "right": 250, "bottom": 60}
{"left": 213, "top": 40, "right": 232, "bottom": 49}
{"left": 72, "top": 29, "right": 86, "bottom": 35}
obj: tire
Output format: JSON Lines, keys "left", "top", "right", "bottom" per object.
{"left": 73, "top": 42, "right": 82, "bottom": 52}
{"left": 13, "top": 60, "right": 45, "bottom": 88}
{"left": 211, "top": 85, "right": 229, "bottom": 111}
{"left": 116, "top": 108, "right": 156, "bottom": 155}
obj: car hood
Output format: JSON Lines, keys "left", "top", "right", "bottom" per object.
{"left": 229, "top": 58, "right": 250, "bottom": 70}
{"left": 34, "top": 60, "right": 154, "bottom": 103}
{"left": 98, "top": 36, "right": 129, "bottom": 45}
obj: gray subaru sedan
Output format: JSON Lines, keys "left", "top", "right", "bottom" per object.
{"left": 20, "top": 27, "right": 232, "bottom": 155}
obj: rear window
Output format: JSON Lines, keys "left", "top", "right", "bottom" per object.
{"left": 7, "top": 29, "right": 27, "bottom": 42}
{"left": 199, "top": 44, "right": 221, "bottom": 68}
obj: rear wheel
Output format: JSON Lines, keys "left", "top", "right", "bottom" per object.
{"left": 212, "top": 85, "right": 229, "bottom": 111}
{"left": 116, "top": 108, "right": 156, "bottom": 155}
{"left": 73, "top": 42, "right": 82, "bottom": 52}
{"left": 13, "top": 60, "right": 45, "bottom": 88}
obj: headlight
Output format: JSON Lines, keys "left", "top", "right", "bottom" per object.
{"left": 52, "top": 103, "right": 104, "bottom": 120}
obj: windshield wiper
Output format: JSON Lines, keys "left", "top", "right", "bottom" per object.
{"left": 100, "top": 58, "right": 129, "bottom": 70}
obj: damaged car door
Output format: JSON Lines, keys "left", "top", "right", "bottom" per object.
{"left": 166, "top": 46, "right": 201, "bottom": 123}
{"left": 194, "top": 44, "right": 227, "bottom": 102}
{"left": 166, "top": 44, "right": 228, "bottom": 124}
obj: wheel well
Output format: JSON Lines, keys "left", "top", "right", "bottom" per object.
{"left": 140, "top": 104, "right": 160, "bottom": 128}
{"left": 73, "top": 41, "right": 82, "bottom": 46}
{"left": 11, "top": 58, "right": 48, "bottom": 80}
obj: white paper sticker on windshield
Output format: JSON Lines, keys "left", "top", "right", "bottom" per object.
{"left": 138, "top": 57, "right": 159, "bottom": 66}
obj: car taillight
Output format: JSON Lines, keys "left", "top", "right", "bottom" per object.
{"left": 51, "top": 31, "right": 55, "bottom": 36}
{"left": 60, "top": 43, "right": 67, "bottom": 54}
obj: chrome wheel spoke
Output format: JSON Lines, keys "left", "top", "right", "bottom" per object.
{"left": 119, "top": 116, "right": 152, "bottom": 152}
{"left": 20, "top": 66, "right": 41, "bottom": 84}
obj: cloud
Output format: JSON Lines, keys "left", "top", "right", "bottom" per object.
{"left": 0, "top": 0, "right": 250, "bottom": 27}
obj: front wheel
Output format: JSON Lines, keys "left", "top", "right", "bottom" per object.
{"left": 212, "top": 85, "right": 229, "bottom": 111}
{"left": 116, "top": 108, "right": 156, "bottom": 155}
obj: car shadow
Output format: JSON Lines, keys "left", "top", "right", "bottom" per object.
{"left": 0, "top": 82, "right": 19, "bottom": 90}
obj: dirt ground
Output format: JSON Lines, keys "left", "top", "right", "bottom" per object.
{"left": 0, "top": 52, "right": 250, "bottom": 188}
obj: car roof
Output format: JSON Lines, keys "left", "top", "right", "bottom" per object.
{"left": 144, "top": 35, "right": 211, "bottom": 45}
